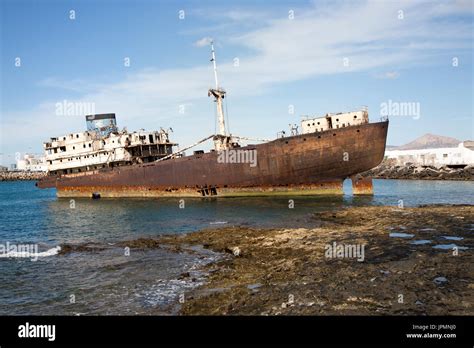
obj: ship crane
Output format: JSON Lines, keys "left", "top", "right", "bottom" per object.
{"left": 208, "top": 41, "right": 232, "bottom": 151}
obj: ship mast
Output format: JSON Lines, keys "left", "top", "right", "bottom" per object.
{"left": 208, "top": 41, "right": 229, "bottom": 151}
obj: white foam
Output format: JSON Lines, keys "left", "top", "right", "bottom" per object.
{"left": 210, "top": 221, "right": 228, "bottom": 225}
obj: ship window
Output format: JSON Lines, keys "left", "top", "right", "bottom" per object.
{"left": 73, "top": 146, "right": 75, "bottom": 150}
{"left": 76, "top": 134, "right": 79, "bottom": 138}
{"left": 443, "top": 154, "right": 448, "bottom": 158}
{"left": 63, "top": 137, "right": 66, "bottom": 140}
{"left": 83, "top": 144, "right": 86, "bottom": 148}
{"left": 354, "top": 115, "right": 357, "bottom": 119}
{"left": 307, "top": 123, "right": 310, "bottom": 127}
{"left": 333, "top": 133, "right": 336, "bottom": 136}
{"left": 357, "top": 130, "right": 360, "bottom": 133}
{"left": 317, "top": 122, "right": 320, "bottom": 125}
{"left": 312, "top": 123, "right": 315, "bottom": 126}
{"left": 89, "top": 143, "right": 91, "bottom": 147}
{"left": 342, "top": 123, "right": 345, "bottom": 127}
{"left": 336, "top": 118, "right": 339, "bottom": 122}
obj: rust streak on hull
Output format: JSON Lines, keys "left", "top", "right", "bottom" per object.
{"left": 351, "top": 176, "right": 374, "bottom": 195}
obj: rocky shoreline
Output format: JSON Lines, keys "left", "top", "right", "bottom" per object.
{"left": 157, "top": 205, "right": 473, "bottom": 315}
{"left": 361, "top": 160, "right": 474, "bottom": 181}
{"left": 0, "top": 171, "right": 46, "bottom": 181}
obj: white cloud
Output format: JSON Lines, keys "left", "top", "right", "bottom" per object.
{"left": 376, "top": 71, "right": 400, "bottom": 79}
{"left": 194, "top": 36, "right": 213, "bottom": 47}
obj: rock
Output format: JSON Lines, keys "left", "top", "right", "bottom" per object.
{"left": 178, "top": 272, "right": 190, "bottom": 279}
{"left": 232, "top": 247, "right": 241, "bottom": 256}
{"left": 434, "top": 276, "right": 448, "bottom": 285}
{"left": 0, "top": 171, "right": 47, "bottom": 181}
{"left": 360, "top": 160, "right": 474, "bottom": 181}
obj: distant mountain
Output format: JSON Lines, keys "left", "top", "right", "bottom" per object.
{"left": 391, "top": 134, "right": 461, "bottom": 151}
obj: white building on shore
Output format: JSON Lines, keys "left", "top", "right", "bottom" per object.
{"left": 16, "top": 154, "right": 48, "bottom": 172}
{"left": 385, "top": 141, "right": 474, "bottom": 168}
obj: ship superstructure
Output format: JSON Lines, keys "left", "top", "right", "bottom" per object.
{"left": 44, "top": 113, "right": 177, "bottom": 175}
{"left": 301, "top": 108, "right": 369, "bottom": 134}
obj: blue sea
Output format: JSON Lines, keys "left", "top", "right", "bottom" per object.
{"left": 0, "top": 179, "right": 472, "bottom": 315}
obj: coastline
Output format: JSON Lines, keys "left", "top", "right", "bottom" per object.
{"left": 0, "top": 172, "right": 46, "bottom": 181}
{"left": 361, "top": 161, "right": 473, "bottom": 181}
{"left": 157, "top": 205, "right": 473, "bottom": 315}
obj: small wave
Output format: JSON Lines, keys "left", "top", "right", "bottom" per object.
{"left": 210, "top": 221, "right": 228, "bottom": 225}
{"left": 0, "top": 246, "right": 60, "bottom": 259}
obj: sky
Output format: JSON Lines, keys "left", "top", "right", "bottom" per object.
{"left": 1, "top": 0, "right": 473, "bottom": 166}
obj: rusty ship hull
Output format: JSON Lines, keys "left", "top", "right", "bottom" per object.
{"left": 37, "top": 121, "right": 388, "bottom": 197}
